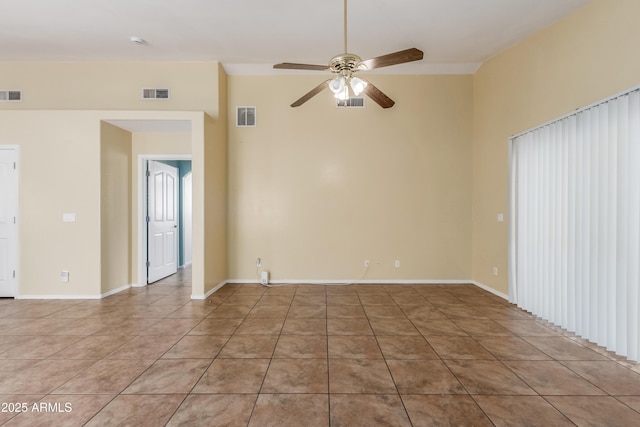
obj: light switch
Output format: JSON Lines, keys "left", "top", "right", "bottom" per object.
{"left": 63, "top": 213, "right": 76, "bottom": 223}
{"left": 497, "top": 213, "right": 504, "bottom": 222}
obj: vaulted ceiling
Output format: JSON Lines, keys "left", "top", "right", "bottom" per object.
{"left": 0, "top": 0, "right": 590, "bottom": 74}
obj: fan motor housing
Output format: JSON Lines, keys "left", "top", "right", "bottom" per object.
{"left": 329, "top": 53, "right": 363, "bottom": 74}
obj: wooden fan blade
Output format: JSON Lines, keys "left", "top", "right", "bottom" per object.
{"left": 362, "top": 80, "right": 395, "bottom": 109}
{"left": 274, "top": 62, "right": 329, "bottom": 71}
{"left": 359, "top": 48, "right": 424, "bottom": 70}
{"left": 291, "top": 79, "right": 331, "bottom": 107}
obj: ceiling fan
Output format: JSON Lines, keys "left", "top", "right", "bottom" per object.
{"left": 273, "top": 0, "right": 424, "bottom": 108}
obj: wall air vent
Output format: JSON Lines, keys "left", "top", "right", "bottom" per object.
{"left": 337, "top": 97, "right": 365, "bottom": 108}
{"left": 0, "top": 90, "right": 22, "bottom": 102}
{"left": 142, "top": 88, "right": 169, "bottom": 99}
{"left": 236, "top": 106, "right": 256, "bottom": 127}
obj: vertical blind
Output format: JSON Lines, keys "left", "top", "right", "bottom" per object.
{"left": 509, "top": 88, "right": 640, "bottom": 362}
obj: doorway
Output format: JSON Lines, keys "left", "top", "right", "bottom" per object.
{"left": 139, "top": 156, "right": 192, "bottom": 286}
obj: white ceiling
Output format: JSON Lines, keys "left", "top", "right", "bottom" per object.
{"left": 0, "top": 0, "right": 590, "bottom": 75}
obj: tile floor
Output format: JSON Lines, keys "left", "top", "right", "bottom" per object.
{"left": 1, "top": 270, "right": 640, "bottom": 426}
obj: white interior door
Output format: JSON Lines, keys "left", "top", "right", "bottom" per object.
{"left": 0, "top": 148, "right": 18, "bottom": 297}
{"left": 147, "top": 161, "right": 178, "bottom": 283}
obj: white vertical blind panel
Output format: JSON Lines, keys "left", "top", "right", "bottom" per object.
{"left": 509, "top": 89, "right": 640, "bottom": 362}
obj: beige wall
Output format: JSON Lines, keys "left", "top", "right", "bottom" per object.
{"left": 100, "top": 122, "right": 132, "bottom": 293}
{"left": 0, "top": 111, "right": 102, "bottom": 296}
{"left": 472, "top": 0, "right": 640, "bottom": 293}
{"left": 227, "top": 74, "right": 473, "bottom": 281}
{"left": 203, "top": 64, "right": 228, "bottom": 293}
{"left": 0, "top": 62, "right": 220, "bottom": 117}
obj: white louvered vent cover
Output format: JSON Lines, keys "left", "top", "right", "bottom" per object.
{"left": 0, "top": 90, "right": 22, "bottom": 101}
{"left": 337, "top": 97, "right": 365, "bottom": 108}
{"left": 142, "top": 88, "right": 169, "bottom": 99}
{"left": 236, "top": 106, "right": 256, "bottom": 127}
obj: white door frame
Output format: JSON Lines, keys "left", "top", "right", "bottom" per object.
{"left": 136, "top": 154, "right": 192, "bottom": 287}
{"left": 182, "top": 172, "right": 193, "bottom": 267}
{"left": 0, "top": 145, "right": 19, "bottom": 297}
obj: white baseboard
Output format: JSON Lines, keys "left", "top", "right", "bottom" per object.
{"left": 16, "top": 283, "right": 134, "bottom": 300}
{"left": 131, "top": 282, "right": 147, "bottom": 288}
{"left": 470, "top": 281, "right": 509, "bottom": 300}
{"left": 225, "top": 279, "right": 476, "bottom": 285}
{"left": 191, "top": 281, "right": 227, "bottom": 300}
{"left": 101, "top": 284, "right": 132, "bottom": 298}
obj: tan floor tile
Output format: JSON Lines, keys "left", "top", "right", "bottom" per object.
{"left": 504, "top": 361, "right": 606, "bottom": 395}
{"left": 193, "top": 359, "right": 269, "bottom": 393}
{"left": 162, "top": 335, "right": 229, "bottom": 359}
{"left": 235, "top": 317, "right": 285, "bottom": 334}
{"left": 496, "top": 319, "right": 560, "bottom": 336}
{"left": 261, "top": 359, "right": 328, "bottom": 393}
{"left": 0, "top": 359, "right": 39, "bottom": 382}
{"left": 167, "top": 394, "right": 257, "bottom": 427}
{"left": 138, "top": 318, "right": 201, "bottom": 336}
{"left": 249, "top": 394, "right": 328, "bottom": 427}
{"left": 327, "top": 294, "right": 361, "bottom": 305}
{"left": 401, "top": 305, "right": 447, "bottom": 321}
{"left": 281, "top": 318, "right": 327, "bottom": 335}
{"left": 54, "top": 359, "right": 155, "bottom": 394}
{"left": 330, "top": 394, "right": 411, "bottom": 427}
{"left": 273, "top": 335, "right": 328, "bottom": 358}
{"left": 287, "top": 305, "right": 326, "bottom": 319}
{"left": 618, "top": 396, "right": 640, "bottom": 412}
{"left": 247, "top": 305, "right": 289, "bottom": 318}
{"left": 255, "top": 295, "right": 293, "bottom": 306}
{"left": 377, "top": 336, "right": 439, "bottom": 359}
{"left": 412, "top": 319, "right": 468, "bottom": 336}
{"left": 84, "top": 394, "right": 184, "bottom": 427}
{"left": 123, "top": 359, "right": 210, "bottom": 394}
{"left": 3, "top": 394, "right": 114, "bottom": 427}
{"left": 453, "top": 319, "right": 514, "bottom": 336}
{"left": 208, "top": 304, "right": 253, "bottom": 318}
{"left": 427, "top": 336, "right": 496, "bottom": 359}
{"left": 49, "top": 335, "right": 133, "bottom": 359}
{"left": 218, "top": 335, "right": 278, "bottom": 358}
{"left": 165, "top": 303, "right": 215, "bottom": 319}
{"left": 369, "top": 318, "right": 419, "bottom": 335}
{"left": 327, "top": 318, "right": 373, "bottom": 335}
{"left": 329, "top": 359, "right": 396, "bottom": 393}
{"left": 359, "top": 295, "right": 396, "bottom": 305}
{"left": 562, "top": 360, "right": 640, "bottom": 394}
{"left": 546, "top": 396, "right": 640, "bottom": 426}
{"left": 0, "top": 359, "right": 95, "bottom": 394}
{"left": 475, "top": 396, "right": 574, "bottom": 426}
{"left": 402, "top": 395, "right": 493, "bottom": 426}
{"left": 0, "top": 336, "right": 83, "bottom": 360}
{"left": 328, "top": 336, "right": 383, "bottom": 358}
{"left": 0, "top": 395, "right": 43, "bottom": 425}
{"left": 445, "top": 360, "right": 537, "bottom": 395}
{"left": 363, "top": 305, "right": 407, "bottom": 319}
{"left": 188, "top": 317, "right": 243, "bottom": 335}
{"left": 326, "top": 305, "right": 367, "bottom": 318}
{"left": 292, "top": 295, "right": 326, "bottom": 305}
{"left": 106, "top": 335, "right": 181, "bottom": 359}
{"left": 524, "top": 336, "right": 608, "bottom": 360}
{"left": 475, "top": 336, "right": 552, "bottom": 360}
{"left": 388, "top": 359, "right": 466, "bottom": 394}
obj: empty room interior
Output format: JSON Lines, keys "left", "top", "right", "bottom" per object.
{"left": 1, "top": 0, "right": 640, "bottom": 425}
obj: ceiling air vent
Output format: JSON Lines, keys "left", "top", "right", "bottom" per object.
{"left": 0, "top": 90, "right": 22, "bottom": 102}
{"left": 337, "top": 97, "right": 365, "bottom": 108}
{"left": 142, "top": 88, "right": 169, "bottom": 99}
{"left": 236, "top": 106, "right": 256, "bottom": 127}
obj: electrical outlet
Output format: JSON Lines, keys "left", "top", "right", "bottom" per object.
{"left": 395, "top": 260, "right": 400, "bottom": 268}
{"left": 256, "top": 257, "right": 262, "bottom": 267}
{"left": 364, "top": 260, "right": 370, "bottom": 268}
{"left": 61, "top": 271, "right": 69, "bottom": 283}
{"left": 493, "top": 267, "right": 498, "bottom": 276}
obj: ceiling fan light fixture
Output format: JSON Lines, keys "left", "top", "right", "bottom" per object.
{"left": 328, "top": 76, "right": 346, "bottom": 94}
{"left": 334, "top": 86, "right": 350, "bottom": 100}
{"left": 350, "top": 77, "right": 367, "bottom": 96}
